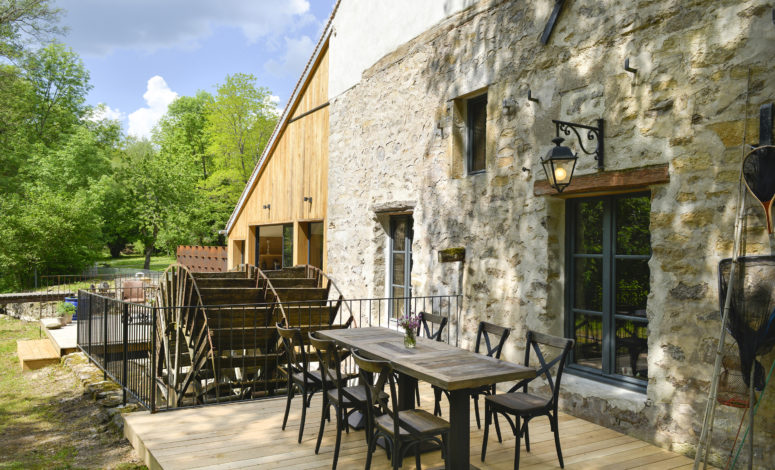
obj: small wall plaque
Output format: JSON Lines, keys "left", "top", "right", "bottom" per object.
{"left": 438, "top": 247, "right": 465, "bottom": 263}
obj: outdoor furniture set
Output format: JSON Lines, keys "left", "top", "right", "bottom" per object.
{"left": 276, "top": 315, "right": 574, "bottom": 470}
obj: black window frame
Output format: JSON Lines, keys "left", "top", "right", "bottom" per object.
{"left": 466, "top": 93, "right": 487, "bottom": 175}
{"left": 389, "top": 214, "right": 413, "bottom": 319}
{"left": 564, "top": 192, "right": 651, "bottom": 393}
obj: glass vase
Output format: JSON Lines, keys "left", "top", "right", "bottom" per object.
{"left": 404, "top": 329, "right": 416, "bottom": 348}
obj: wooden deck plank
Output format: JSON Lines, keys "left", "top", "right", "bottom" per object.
{"left": 124, "top": 383, "right": 710, "bottom": 470}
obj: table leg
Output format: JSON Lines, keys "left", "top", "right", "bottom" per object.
{"left": 447, "top": 389, "right": 477, "bottom": 470}
{"left": 397, "top": 372, "right": 417, "bottom": 410}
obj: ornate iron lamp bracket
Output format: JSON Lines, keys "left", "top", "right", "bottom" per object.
{"left": 552, "top": 119, "right": 604, "bottom": 170}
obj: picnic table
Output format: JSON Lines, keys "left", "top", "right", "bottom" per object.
{"left": 318, "top": 327, "right": 535, "bottom": 470}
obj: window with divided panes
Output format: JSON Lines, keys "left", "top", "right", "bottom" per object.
{"left": 566, "top": 193, "right": 651, "bottom": 390}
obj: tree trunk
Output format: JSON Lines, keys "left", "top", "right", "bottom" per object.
{"left": 143, "top": 244, "right": 153, "bottom": 270}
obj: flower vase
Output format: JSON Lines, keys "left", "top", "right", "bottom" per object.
{"left": 404, "top": 329, "right": 416, "bottom": 348}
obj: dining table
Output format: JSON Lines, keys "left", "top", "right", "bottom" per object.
{"left": 318, "top": 326, "right": 536, "bottom": 470}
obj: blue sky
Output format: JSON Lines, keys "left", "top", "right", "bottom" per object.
{"left": 54, "top": 0, "right": 336, "bottom": 138}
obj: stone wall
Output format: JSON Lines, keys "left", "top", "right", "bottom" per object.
{"left": 326, "top": 0, "right": 775, "bottom": 467}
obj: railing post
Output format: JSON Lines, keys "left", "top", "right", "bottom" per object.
{"left": 151, "top": 307, "right": 157, "bottom": 413}
{"left": 88, "top": 293, "right": 92, "bottom": 356}
{"left": 103, "top": 299, "right": 108, "bottom": 381}
{"left": 123, "top": 302, "right": 129, "bottom": 406}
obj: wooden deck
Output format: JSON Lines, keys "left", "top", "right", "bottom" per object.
{"left": 124, "top": 384, "right": 699, "bottom": 470}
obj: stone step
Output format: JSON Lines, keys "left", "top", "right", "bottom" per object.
{"left": 191, "top": 272, "right": 250, "bottom": 280}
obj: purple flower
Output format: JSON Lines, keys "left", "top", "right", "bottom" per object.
{"left": 398, "top": 312, "right": 420, "bottom": 332}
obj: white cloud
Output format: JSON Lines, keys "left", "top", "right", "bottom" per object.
{"left": 88, "top": 104, "right": 125, "bottom": 122}
{"left": 127, "top": 76, "right": 178, "bottom": 139}
{"left": 58, "top": 0, "right": 314, "bottom": 56}
{"left": 263, "top": 35, "right": 315, "bottom": 77}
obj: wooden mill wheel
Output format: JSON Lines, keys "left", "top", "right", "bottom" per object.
{"left": 155, "top": 263, "right": 218, "bottom": 407}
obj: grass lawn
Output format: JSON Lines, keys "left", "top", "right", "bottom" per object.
{"left": 0, "top": 316, "right": 145, "bottom": 469}
{"left": 100, "top": 253, "right": 176, "bottom": 272}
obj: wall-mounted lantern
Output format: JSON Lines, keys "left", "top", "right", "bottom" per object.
{"left": 303, "top": 196, "right": 312, "bottom": 203}
{"left": 262, "top": 204, "right": 271, "bottom": 210}
{"left": 540, "top": 119, "right": 604, "bottom": 193}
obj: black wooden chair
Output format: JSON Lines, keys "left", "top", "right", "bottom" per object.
{"left": 309, "top": 332, "right": 370, "bottom": 470}
{"left": 433, "top": 321, "right": 510, "bottom": 428}
{"left": 418, "top": 311, "right": 448, "bottom": 342}
{"left": 353, "top": 350, "right": 450, "bottom": 470}
{"left": 480, "top": 330, "right": 574, "bottom": 470}
{"left": 276, "top": 323, "right": 324, "bottom": 443}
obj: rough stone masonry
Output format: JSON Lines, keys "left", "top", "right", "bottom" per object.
{"left": 326, "top": 0, "right": 775, "bottom": 467}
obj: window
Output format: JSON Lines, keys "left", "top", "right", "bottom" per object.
{"left": 389, "top": 215, "right": 413, "bottom": 318}
{"left": 467, "top": 94, "right": 487, "bottom": 174}
{"left": 565, "top": 193, "right": 651, "bottom": 390}
{"left": 282, "top": 224, "right": 294, "bottom": 268}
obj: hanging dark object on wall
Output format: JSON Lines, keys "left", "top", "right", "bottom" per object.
{"left": 718, "top": 256, "right": 775, "bottom": 390}
{"left": 742, "top": 104, "right": 775, "bottom": 233}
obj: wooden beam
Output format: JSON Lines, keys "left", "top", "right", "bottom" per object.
{"left": 533, "top": 164, "right": 669, "bottom": 197}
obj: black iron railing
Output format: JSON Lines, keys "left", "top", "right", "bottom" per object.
{"left": 76, "top": 290, "right": 462, "bottom": 412}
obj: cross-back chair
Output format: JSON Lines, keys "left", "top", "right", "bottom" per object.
{"left": 276, "top": 322, "right": 323, "bottom": 443}
{"left": 352, "top": 350, "right": 450, "bottom": 470}
{"left": 433, "top": 321, "right": 510, "bottom": 428}
{"left": 481, "top": 330, "right": 574, "bottom": 470}
{"left": 418, "top": 311, "right": 448, "bottom": 342}
{"left": 309, "top": 332, "right": 370, "bottom": 470}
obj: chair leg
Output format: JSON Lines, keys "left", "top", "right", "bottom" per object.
{"left": 299, "top": 389, "right": 308, "bottom": 443}
{"left": 513, "top": 416, "right": 521, "bottom": 470}
{"left": 415, "top": 385, "right": 421, "bottom": 406}
{"left": 433, "top": 387, "right": 443, "bottom": 416}
{"left": 333, "top": 406, "right": 343, "bottom": 470}
{"left": 481, "top": 403, "right": 490, "bottom": 462}
{"left": 473, "top": 394, "right": 481, "bottom": 429}
{"left": 523, "top": 420, "right": 530, "bottom": 452}
{"left": 315, "top": 395, "right": 328, "bottom": 454}
{"left": 282, "top": 384, "right": 295, "bottom": 430}
{"left": 494, "top": 411, "right": 503, "bottom": 443}
{"left": 364, "top": 430, "right": 378, "bottom": 470}
{"left": 415, "top": 442, "right": 422, "bottom": 470}
{"left": 550, "top": 414, "right": 565, "bottom": 468}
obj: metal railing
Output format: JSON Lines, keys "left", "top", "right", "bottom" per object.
{"left": 76, "top": 291, "right": 462, "bottom": 412}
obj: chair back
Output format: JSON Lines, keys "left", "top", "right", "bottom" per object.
{"left": 351, "top": 350, "right": 399, "bottom": 436}
{"left": 418, "top": 311, "right": 448, "bottom": 342}
{"left": 308, "top": 332, "right": 346, "bottom": 398}
{"left": 510, "top": 330, "right": 574, "bottom": 407}
{"left": 474, "top": 321, "right": 510, "bottom": 358}
{"left": 276, "top": 323, "right": 310, "bottom": 377}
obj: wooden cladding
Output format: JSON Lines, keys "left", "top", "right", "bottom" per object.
{"left": 228, "top": 45, "right": 329, "bottom": 241}
{"left": 177, "top": 245, "right": 227, "bottom": 273}
{"left": 533, "top": 164, "right": 670, "bottom": 197}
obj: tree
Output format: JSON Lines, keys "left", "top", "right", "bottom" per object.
{"left": 22, "top": 42, "right": 91, "bottom": 144}
{"left": 121, "top": 138, "right": 198, "bottom": 269}
{"left": 206, "top": 73, "right": 277, "bottom": 186}
{"left": 0, "top": 0, "right": 61, "bottom": 60}
{"left": 0, "top": 188, "right": 102, "bottom": 291}
{"left": 155, "top": 91, "right": 213, "bottom": 180}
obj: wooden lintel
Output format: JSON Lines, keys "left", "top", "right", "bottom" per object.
{"left": 533, "top": 164, "right": 670, "bottom": 197}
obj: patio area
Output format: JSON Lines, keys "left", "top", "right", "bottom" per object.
{"left": 124, "top": 383, "right": 699, "bottom": 470}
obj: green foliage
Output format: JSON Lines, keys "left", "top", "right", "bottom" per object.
{"left": 0, "top": 188, "right": 103, "bottom": 291}
{"left": 206, "top": 73, "right": 277, "bottom": 188}
{"left": 0, "top": 0, "right": 62, "bottom": 60}
{"left": 56, "top": 301, "right": 75, "bottom": 315}
{"left": 22, "top": 42, "right": 91, "bottom": 144}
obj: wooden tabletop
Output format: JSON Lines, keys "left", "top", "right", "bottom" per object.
{"left": 318, "top": 327, "right": 535, "bottom": 391}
